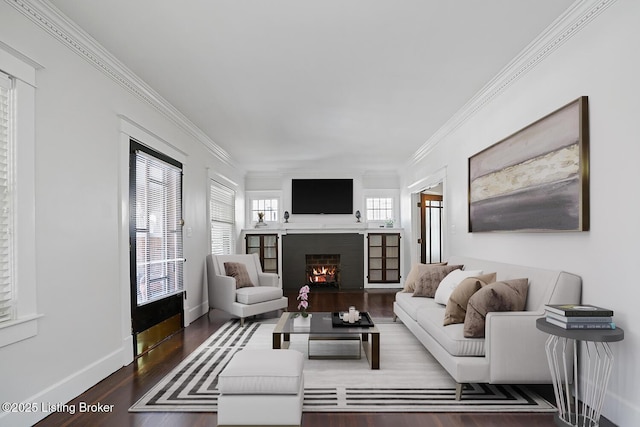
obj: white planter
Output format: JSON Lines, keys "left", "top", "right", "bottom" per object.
{"left": 293, "top": 313, "right": 312, "bottom": 329}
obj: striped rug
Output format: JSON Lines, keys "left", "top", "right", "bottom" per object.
{"left": 129, "top": 319, "right": 556, "bottom": 413}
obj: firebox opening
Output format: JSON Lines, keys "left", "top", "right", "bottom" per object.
{"left": 305, "top": 254, "right": 340, "bottom": 289}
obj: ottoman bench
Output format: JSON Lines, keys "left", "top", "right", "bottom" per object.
{"left": 217, "top": 349, "right": 304, "bottom": 427}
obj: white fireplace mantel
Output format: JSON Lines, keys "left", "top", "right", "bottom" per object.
{"left": 243, "top": 224, "right": 403, "bottom": 235}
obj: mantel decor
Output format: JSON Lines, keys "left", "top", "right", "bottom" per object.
{"left": 468, "top": 96, "right": 589, "bottom": 232}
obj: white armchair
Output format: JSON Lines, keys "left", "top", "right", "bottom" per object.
{"left": 206, "top": 254, "right": 288, "bottom": 326}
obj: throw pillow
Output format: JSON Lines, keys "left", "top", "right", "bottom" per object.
{"left": 412, "top": 265, "right": 463, "bottom": 298}
{"left": 224, "top": 262, "right": 255, "bottom": 289}
{"left": 433, "top": 269, "right": 484, "bottom": 305}
{"left": 443, "top": 272, "right": 497, "bottom": 326}
{"left": 402, "top": 262, "right": 447, "bottom": 293}
{"left": 463, "top": 278, "right": 529, "bottom": 338}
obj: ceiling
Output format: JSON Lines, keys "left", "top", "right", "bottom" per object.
{"left": 49, "top": 0, "right": 574, "bottom": 174}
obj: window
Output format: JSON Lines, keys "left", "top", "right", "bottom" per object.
{"left": 251, "top": 198, "right": 278, "bottom": 222}
{"left": 0, "top": 46, "right": 39, "bottom": 348}
{"left": 132, "top": 144, "right": 184, "bottom": 305}
{"left": 210, "top": 181, "right": 235, "bottom": 255}
{"left": 0, "top": 72, "right": 13, "bottom": 323}
{"left": 366, "top": 197, "right": 394, "bottom": 222}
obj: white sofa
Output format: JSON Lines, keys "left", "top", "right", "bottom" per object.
{"left": 393, "top": 255, "right": 581, "bottom": 399}
{"left": 206, "top": 254, "right": 288, "bottom": 326}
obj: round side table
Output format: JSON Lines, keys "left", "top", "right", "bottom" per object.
{"left": 536, "top": 318, "right": 624, "bottom": 427}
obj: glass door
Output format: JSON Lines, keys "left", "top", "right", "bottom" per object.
{"left": 130, "top": 140, "right": 184, "bottom": 356}
{"left": 420, "top": 193, "right": 443, "bottom": 264}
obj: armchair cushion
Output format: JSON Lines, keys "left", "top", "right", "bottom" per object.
{"left": 236, "top": 286, "right": 284, "bottom": 305}
{"left": 224, "top": 262, "right": 255, "bottom": 288}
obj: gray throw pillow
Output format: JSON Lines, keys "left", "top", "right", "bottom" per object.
{"left": 403, "top": 262, "right": 447, "bottom": 293}
{"left": 412, "top": 265, "right": 463, "bottom": 298}
{"left": 463, "top": 278, "right": 529, "bottom": 338}
{"left": 224, "top": 262, "right": 255, "bottom": 289}
{"left": 443, "top": 272, "right": 496, "bottom": 326}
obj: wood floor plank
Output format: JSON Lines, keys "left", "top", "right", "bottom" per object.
{"left": 33, "top": 290, "right": 563, "bottom": 427}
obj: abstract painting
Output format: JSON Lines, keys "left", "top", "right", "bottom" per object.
{"left": 468, "top": 97, "right": 589, "bottom": 232}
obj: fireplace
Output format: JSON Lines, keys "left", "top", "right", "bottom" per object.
{"left": 282, "top": 233, "right": 364, "bottom": 291}
{"left": 305, "top": 254, "right": 340, "bottom": 288}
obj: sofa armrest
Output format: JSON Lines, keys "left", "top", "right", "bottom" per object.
{"left": 257, "top": 272, "right": 279, "bottom": 287}
{"left": 208, "top": 274, "right": 238, "bottom": 311}
{"left": 486, "top": 311, "right": 556, "bottom": 383}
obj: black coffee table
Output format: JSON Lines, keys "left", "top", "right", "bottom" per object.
{"left": 272, "top": 311, "right": 380, "bottom": 369}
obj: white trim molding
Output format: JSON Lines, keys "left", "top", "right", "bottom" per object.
{"left": 0, "top": 42, "right": 40, "bottom": 349}
{"left": 6, "top": 0, "right": 239, "bottom": 170}
{"left": 407, "top": 0, "right": 618, "bottom": 166}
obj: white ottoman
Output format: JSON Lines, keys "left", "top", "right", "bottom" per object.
{"left": 217, "top": 349, "right": 304, "bottom": 427}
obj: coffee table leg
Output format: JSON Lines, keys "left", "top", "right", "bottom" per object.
{"left": 362, "top": 332, "right": 380, "bottom": 369}
{"left": 371, "top": 332, "right": 380, "bottom": 369}
{"left": 272, "top": 332, "right": 291, "bottom": 349}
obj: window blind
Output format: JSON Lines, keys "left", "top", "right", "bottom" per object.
{"left": 0, "top": 72, "right": 13, "bottom": 323}
{"left": 210, "top": 181, "right": 235, "bottom": 255}
{"left": 134, "top": 149, "right": 184, "bottom": 305}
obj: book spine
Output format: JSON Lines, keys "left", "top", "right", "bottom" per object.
{"left": 545, "top": 312, "right": 613, "bottom": 323}
{"left": 546, "top": 317, "right": 616, "bottom": 329}
{"left": 544, "top": 307, "right": 613, "bottom": 317}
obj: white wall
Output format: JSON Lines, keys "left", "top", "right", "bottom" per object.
{"left": 400, "top": 1, "right": 639, "bottom": 425}
{"left": 245, "top": 171, "right": 400, "bottom": 227}
{"left": 0, "top": 3, "right": 244, "bottom": 426}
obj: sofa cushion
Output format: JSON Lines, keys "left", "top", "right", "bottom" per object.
{"left": 403, "top": 262, "right": 447, "bottom": 293}
{"left": 443, "top": 272, "right": 497, "bottom": 326}
{"left": 433, "top": 269, "right": 484, "bottom": 305}
{"left": 218, "top": 349, "right": 303, "bottom": 395}
{"left": 413, "top": 265, "right": 463, "bottom": 298}
{"left": 224, "top": 262, "right": 255, "bottom": 288}
{"left": 395, "top": 291, "right": 441, "bottom": 321}
{"left": 464, "top": 278, "right": 529, "bottom": 338}
{"left": 236, "top": 286, "right": 283, "bottom": 305}
{"left": 417, "top": 307, "right": 486, "bottom": 356}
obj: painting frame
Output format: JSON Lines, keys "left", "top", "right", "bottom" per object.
{"left": 468, "top": 96, "right": 589, "bottom": 232}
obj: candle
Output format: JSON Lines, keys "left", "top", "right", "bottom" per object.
{"left": 348, "top": 306, "right": 356, "bottom": 323}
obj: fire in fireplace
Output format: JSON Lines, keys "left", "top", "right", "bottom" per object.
{"left": 305, "top": 254, "right": 340, "bottom": 288}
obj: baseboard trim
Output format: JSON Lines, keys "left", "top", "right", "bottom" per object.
{"left": 186, "top": 301, "right": 209, "bottom": 326}
{"left": 0, "top": 347, "right": 124, "bottom": 427}
{"left": 365, "top": 283, "right": 402, "bottom": 290}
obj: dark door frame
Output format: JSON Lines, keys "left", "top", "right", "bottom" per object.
{"left": 129, "top": 139, "right": 184, "bottom": 357}
{"left": 420, "top": 193, "right": 443, "bottom": 264}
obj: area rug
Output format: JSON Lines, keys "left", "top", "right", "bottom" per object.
{"left": 129, "top": 318, "right": 556, "bottom": 413}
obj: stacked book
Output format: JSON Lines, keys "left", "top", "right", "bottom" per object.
{"left": 544, "top": 304, "right": 615, "bottom": 330}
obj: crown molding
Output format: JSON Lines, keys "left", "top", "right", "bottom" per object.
{"left": 6, "top": 0, "right": 239, "bottom": 170}
{"left": 407, "top": 0, "right": 617, "bottom": 167}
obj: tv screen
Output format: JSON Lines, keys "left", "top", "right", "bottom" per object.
{"left": 291, "top": 179, "right": 353, "bottom": 214}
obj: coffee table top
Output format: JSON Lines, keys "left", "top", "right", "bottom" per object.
{"left": 274, "top": 311, "right": 379, "bottom": 335}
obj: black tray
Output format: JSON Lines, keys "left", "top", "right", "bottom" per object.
{"left": 332, "top": 311, "right": 375, "bottom": 327}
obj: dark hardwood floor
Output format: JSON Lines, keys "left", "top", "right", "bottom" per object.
{"left": 34, "top": 289, "right": 563, "bottom": 427}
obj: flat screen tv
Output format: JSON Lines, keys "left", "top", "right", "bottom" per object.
{"left": 291, "top": 179, "right": 353, "bottom": 214}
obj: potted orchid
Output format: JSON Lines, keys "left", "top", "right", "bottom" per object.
{"left": 297, "top": 285, "right": 310, "bottom": 317}
{"left": 294, "top": 285, "right": 311, "bottom": 327}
